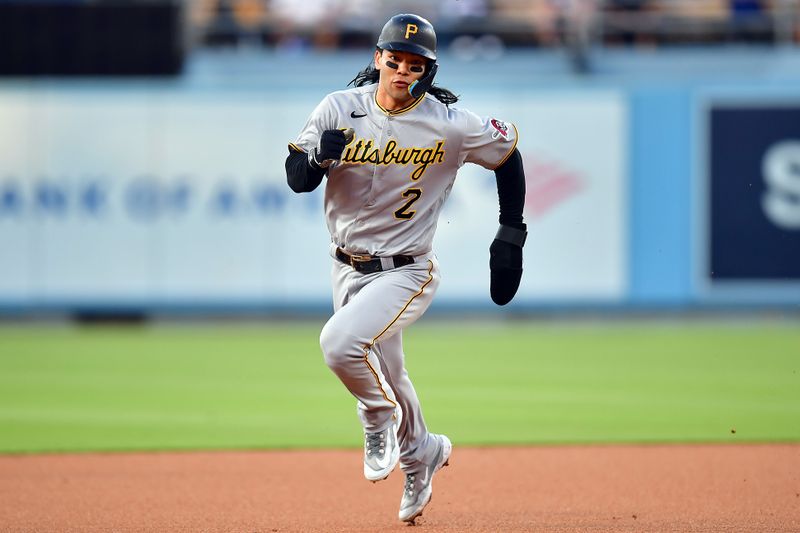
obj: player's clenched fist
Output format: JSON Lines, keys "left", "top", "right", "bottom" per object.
{"left": 310, "top": 128, "right": 355, "bottom": 169}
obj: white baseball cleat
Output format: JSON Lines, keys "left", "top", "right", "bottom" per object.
{"left": 398, "top": 434, "right": 452, "bottom": 523}
{"left": 363, "top": 420, "right": 400, "bottom": 482}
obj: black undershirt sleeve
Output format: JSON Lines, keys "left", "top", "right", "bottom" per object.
{"left": 285, "top": 148, "right": 325, "bottom": 193}
{"left": 494, "top": 148, "right": 526, "bottom": 229}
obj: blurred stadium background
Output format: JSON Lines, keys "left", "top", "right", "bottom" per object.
{"left": 0, "top": 1, "right": 798, "bottom": 453}
{"left": 0, "top": 0, "right": 799, "bottom": 318}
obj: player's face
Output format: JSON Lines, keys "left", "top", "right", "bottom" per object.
{"left": 374, "top": 49, "right": 427, "bottom": 109}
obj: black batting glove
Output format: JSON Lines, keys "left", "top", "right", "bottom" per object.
{"left": 489, "top": 224, "right": 527, "bottom": 306}
{"left": 310, "top": 128, "right": 353, "bottom": 169}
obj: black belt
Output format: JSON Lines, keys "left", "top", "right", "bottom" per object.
{"left": 335, "top": 248, "right": 415, "bottom": 273}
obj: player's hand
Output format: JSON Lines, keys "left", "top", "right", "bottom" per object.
{"left": 489, "top": 224, "right": 527, "bottom": 306}
{"left": 310, "top": 128, "right": 355, "bottom": 169}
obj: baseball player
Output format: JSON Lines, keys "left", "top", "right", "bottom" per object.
{"left": 285, "top": 13, "right": 527, "bottom": 523}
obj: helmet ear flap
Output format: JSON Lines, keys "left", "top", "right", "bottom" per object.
{"left": 408, "top": 61, "right": 438, "bottom": 99}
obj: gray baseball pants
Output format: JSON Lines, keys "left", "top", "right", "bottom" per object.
{"left": 319, "top": 252, "right": 441, "bottom": 473}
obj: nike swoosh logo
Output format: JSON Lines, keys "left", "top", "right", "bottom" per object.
{"left": 350, "top": 111, "right": 367, "bottom": 118}
{"left": 375, "top": 452, "right": 391, "bottom": 469}
{"left": 419, "top": 468, "right": 430, "bottom": 485}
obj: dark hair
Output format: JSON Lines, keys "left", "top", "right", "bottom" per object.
{"left": 347, "top": 53, "right": 459, "bottom": 106}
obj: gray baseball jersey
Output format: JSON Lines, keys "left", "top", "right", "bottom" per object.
{"left": 289, "top": 84, "right": 518, "bottom": 257}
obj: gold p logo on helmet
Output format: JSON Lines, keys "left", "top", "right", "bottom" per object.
{"left": 376, "top": 14, "right": 437, "bottom": 61}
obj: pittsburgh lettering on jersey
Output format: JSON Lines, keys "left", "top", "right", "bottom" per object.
{"left": 341, "top": 138, "right": 446, "bottom": 181}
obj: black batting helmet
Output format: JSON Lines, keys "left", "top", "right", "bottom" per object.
{"left": 376, "top": 13, "right": 437, "bottom": 61}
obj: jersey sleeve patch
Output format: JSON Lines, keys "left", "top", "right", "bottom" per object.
{"left": 462, "top": 111, "right": 519, "bottom": 170}
{"left": 491, "top": 122, "right": 519, "bottom": 170}
{"left": 490, "top": 119, "right": 511, "bottom": 141}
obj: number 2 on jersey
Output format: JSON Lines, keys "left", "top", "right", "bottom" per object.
{"left": 394, "top": 188, "right": 422, "bottom": 220}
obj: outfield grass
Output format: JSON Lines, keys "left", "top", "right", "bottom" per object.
{"left": 0, "top": 320, "right": 798, "bottom": 453}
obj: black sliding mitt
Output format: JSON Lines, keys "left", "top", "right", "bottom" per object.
{"left": 489, "top": 224, "right": 527, "bottom": 306}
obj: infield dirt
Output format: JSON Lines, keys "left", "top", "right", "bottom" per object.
{"left": 1, "top": 444, "right": 798, "bottom": 532}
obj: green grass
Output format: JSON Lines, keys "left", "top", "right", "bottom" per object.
{"left": 0, "top": 320, "right": 798, "bottom": 453}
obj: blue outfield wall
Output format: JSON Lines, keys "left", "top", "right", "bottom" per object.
{"left": 628, "top": 88, "right": 694, "bottom": 306}
{"left": 0, "top": 49, "right": 799, "bottom": 314}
